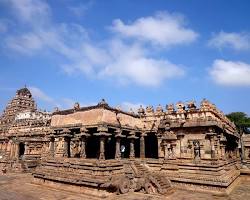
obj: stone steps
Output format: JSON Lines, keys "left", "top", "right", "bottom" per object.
{"left": 133, "top": 161, "right": 172, "bottom": 194}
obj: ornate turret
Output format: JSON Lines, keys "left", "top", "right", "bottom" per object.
{"left": 0, "top": 87, "right": 36, "bottom": 125}
{"left": 138, "top": 105, "right": 145, "bottom": 117}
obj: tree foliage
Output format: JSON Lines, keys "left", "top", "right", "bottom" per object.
{"left": 226, "top": 112, "right": 250, "bottom": 132}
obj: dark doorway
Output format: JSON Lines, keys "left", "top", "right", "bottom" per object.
{"left": 86, "top": 136, "right": 99, "bottom": 159}
{"left": 145, "top": 133, "right": 158, "bottom": 158}
{"left": 120, "top": 138, "right": 130, "bottom": 158}
{"left": 19, "top": 142, "right": 25, "bottom": 158}
{"left": 105, "top": 136, "right": 116, "bottom": 159}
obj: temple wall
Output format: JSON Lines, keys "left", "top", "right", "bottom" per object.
{"left": 51, "top": 108, "right": 143, "bottom": 128}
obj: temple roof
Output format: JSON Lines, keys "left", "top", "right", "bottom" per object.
{"left": 51, "top": 103, "right": 143, "bottom": 129}
{"left": 16, "top": 87, "right": 32, "bottom": 98}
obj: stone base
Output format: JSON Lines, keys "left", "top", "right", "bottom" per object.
{"left": 145, "top": 158, "right": 241, "bottom": 194}
{"left": 33, "top": 177, "right": 112, "bottom": 198}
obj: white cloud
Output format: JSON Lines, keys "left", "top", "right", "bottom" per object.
{"left": 120, "top": 102, "right": 145, "bottom": 113}
{"left": 99, "top": 40, "right": 185, "bottom": 86}
{"left": 68, "top": 1, "right": 94, "bottom": 17}
{"left": 6, "top": 32, "right": 44, "bottom": 55}
{"left": 111, "top": 12, "right": 198, "bottom": 47}
{"left": 3, "top": 0, "right": 187, "bottom": 87}
{"left": 29, "top": 86, "right": 54, "bottom": 103}
{"left": 8, "top": 0, "right": 50, "bottom": 26}
{"left": 209, "top": 59, "right": 250, "bottom": 86}
{"left": 208, "top": 31, "right": 250, "bottom": 51}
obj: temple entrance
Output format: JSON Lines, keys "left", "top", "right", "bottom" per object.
{"left": 19, "top": 142, "right": 25, "bottom": 158}
{"left": 105, "top": 136, "right": 116, "bottom": 159}
{"left": 86, "top": 136, "right": 100, "bottom": 159}
{"left": 120, "top": 138, "right": 130, "bottom": 158}
{"left": 145, "top": 133, "right": 158, "bottom": 158}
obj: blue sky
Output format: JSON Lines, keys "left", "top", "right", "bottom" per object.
{"left": 0, "top": 0, "right": 250, "bottom": 115}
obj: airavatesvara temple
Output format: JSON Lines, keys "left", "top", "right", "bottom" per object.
{"left": 1, "top": 87, "right": 250, "bottom": 197}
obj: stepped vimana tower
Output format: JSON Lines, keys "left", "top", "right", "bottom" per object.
{"left": 0, "top": 87, "right": 36, "bottom": 125}
{"left": 1, "top": 87, "right": 250, "bottom": 197}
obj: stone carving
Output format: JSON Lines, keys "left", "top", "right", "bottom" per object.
{"left": 146, "top": 105, "right": 154, "bottom": 113}
{"left": 193, "top": 140, "right": 200, "bottom": 160}
{"left": 74, "top": 102, "right": 80, "bottom": 110}
{"left": 176, "top": 102, "right": 185, "bottom": 113}
{"left": 187, "top": 100, "right": 197, "bottom": 111}
{"left": 166, "top": 104, "right": 175, "bottom": 113}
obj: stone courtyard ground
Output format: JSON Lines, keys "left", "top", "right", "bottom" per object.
{"left": 0, "top": 173, "right": 250, "bottom": 200}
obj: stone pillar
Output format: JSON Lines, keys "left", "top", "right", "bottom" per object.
{"left": 220, "top": 144, "right": 226, "bottom": 160}
{"left": 24, "top": 142, "right": 29, "bottom": 155}
{"left": 64, "top": 137, "right": 70, "bottom": 158}
{"left": 129, "top": 138, "right": 135, "bottom": 159}
{"left": 115, "top": 137, "right": 121, "bottom": 160}
{"left": 164, "top": 144, "right": 168, "bottom": 159}
{"left": 4, "top": 142, "right": 7, "bottom": 151}
{"left": 99, "top": 137, "right": 105, "bottom": 160}
{"left": 157, "top": 137, "right": 163, "bottom": 158}
{"left": 49, "top": 137, "right": 55, "bottom": 157}
{"left": 177, "top": 133, "right": 185, "bottom": 158}
{"left": 15, "top": 142, "right": 20, "bottom": 159}
{"left": 11, "top": 143, "right": 16, "bottom": 159}
{"left": 7, "top": 141, "right": 12, "bottom": 154}
{"left": 210, "top": 136, "right": 216, "bottom": 159}
{"left": 216, "top": 137, "right": 221, "bottom": 159}
{"left": 10, "top": 142, "right": 14, "bottom": 158}
{"left": 55, "top": 137, "right": 68, "bottom": 158}
{"left": 171, "top": 143, "right": 176, "bottom": 159}
{"left": 140, "top": 134, "right": 145, "bottom": 159}
{"left": 80, "top": 137, "right": 86, "bottom": 158}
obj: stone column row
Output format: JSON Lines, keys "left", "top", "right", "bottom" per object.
{"left": 51, "top": 128, "right": 148, "bottom": 160}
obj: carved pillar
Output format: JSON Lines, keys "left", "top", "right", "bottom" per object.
{"left": 4, "top": 142, "right": 7, "bottom": 151}
{"left": 164, "top": 143, "right": 168, "bottom": 159}
{"left": 177, "top": 132, "right": 185, "bottom": 158}
{"left": 211, "top": 136, "right": 216, "bottom": 158}
{"left": 171, "top": 143, "right": 176, "bottom": 159}
{"left": 13, "top": 142, "right": 18, "bottom": 159}
{"left": 78, "top": 127, "right": 89, "bottom": 159}
{"left": 129, "top": 139, "right": 135, "bottom": 159}
{"left": 80, "top": 137, "right": 86, "bottom": 158}
{"left": 10, "top": 142, "right": 14, "bottom": 158}
{"left": 220, "top": 144, "right": 226, "bottom": 159}
{"left": 157, "top": 136, "right": 164, "bottom": 158}
{"left": 64, "top": 137, "right": 70, "bottom": 158}
{"left": 219, "top": 133, "right": 227, "bottom": 160}
{"left": 7, "top": 141, "right": 12, "bottom": 154}
{"left": 206, "top": 130, "right": 217, "bottom": 159}
{"left": 140, "top": 133, "right": 145, "bottom": 159}
{"left": 99, "top": 136, "right": 105, "bottom": 160}
{"left": 49, "top": 137, "right": 55, "bottom": 157}
{"left": 115, "top": 137, "right": 121, "bottom": 159}
{"left": 128, "top": 132, "right": 137, "bottom": 159}
{"left": 24, "top": 142, "right": 29, "bottom": 155}
{"left": 94, "top": 126, "right": 111, "bottom": 160}
{"left": 55, "top": 130, "right": 71, "bottom": 158}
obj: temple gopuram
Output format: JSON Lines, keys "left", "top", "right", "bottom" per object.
{"left": 1, "top": 87, "right": 250, "bottom": 197}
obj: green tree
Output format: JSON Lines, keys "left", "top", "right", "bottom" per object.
{"left": 226, "top": 112, "right": 250, "bottom": 133}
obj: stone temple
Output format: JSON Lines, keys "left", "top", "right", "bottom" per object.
{"left": 1, "top": 87, "right": 250, "bottom": 198}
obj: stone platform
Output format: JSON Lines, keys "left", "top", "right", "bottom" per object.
{"left": 1, "top": 173, "right": 250, "bottom": 200}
